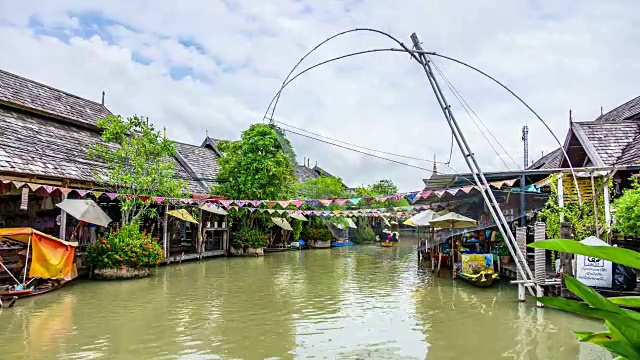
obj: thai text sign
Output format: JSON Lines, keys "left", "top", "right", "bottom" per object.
{"left": 575, "top": 236, "right": 612, "bottom": 288}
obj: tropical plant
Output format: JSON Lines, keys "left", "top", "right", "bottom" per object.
{"left": 87, "top": 223, "right": 164, "bottom": 270}
{"left": 231, "top": 226, "right": 270, "bottom": 249}
{"left": 529, "top": 239, "right": 640, "bottom": 359}
{"left": 89, "top": 115, "right": 186, "bottom": 226}
{"left": 297, "top": 175, "right": 346, "bottom": 199}
{"left": 351, "top": 218, "right": 376, "bottom": 244}
{"left": 613, "top": 175, "right": 640, "bottom": 238}
{"left": 214, "top": 124, "right": 296, "bottom": 200}
{"left": 302, "top": 227, "right": 334, "bottom": 242}
{"left": 292, "top": 219, "right": 303, "bottom": 241}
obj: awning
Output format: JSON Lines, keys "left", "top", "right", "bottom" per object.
{"left": 272, "top": 217, "right": 293, "bottom": 231}
{"left": 289, "top": 213, "right": 308, "bottom": 221}
{"left": 0, "top": 228, "right": 78, "bottom": 280}
{"left": 200, "top": 204, "right": 228, "bottom": 215}
{"left": 167, "top": 209, "right": 198, "bottom": 224}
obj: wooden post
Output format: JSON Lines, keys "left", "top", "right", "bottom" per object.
{"left": 534, "top": 222, "right": 546, "bottom": 307}
{"left": 516, "top": 227, "right": 527, "bottom": 302}
{"left": 59, "top": 192, "right": 68, "bottom": 240}
{"left": 560, "top": 222, "right": 574, "bottom": 292}
{"left": 590, "top": 173, "right": 600, "bottom": 236}
{"left": 163, "top": 203, "right": 169, "bottom": 258}
{"left": 603, "top": 179, "right": 611, "bottom": 241}
{"left": 197, "top": 208, "right": 203, "bottom": 259}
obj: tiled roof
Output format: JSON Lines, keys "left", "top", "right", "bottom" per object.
{"left": 528, "top": 147, "right": 562, "bottom": 170}
{"left": 296, "top": 165, "right": 320, "bottom": 183}
{"left": 174, "top": 141, "right": 220, "bottom": 192}
{"left": 0, "top": 106, "right": 205, "bottom": 194}
{"left": 573, "top": 121, "right": 640, "bottom": 166}
{"left": 0, "top": 69, "right": 112, "bottom": 128}
{"left": 595, "top": 96, "right": 640, "bottom": 122}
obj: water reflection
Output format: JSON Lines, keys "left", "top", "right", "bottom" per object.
{"left": 0, "top": 235, "right": 611, "bottom": 359}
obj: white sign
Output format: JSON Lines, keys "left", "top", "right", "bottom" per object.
{"left": 575, "top": 236, "right": 612, "bottom": 288}
{"left": 20, "top": 187, "right": 29, "bottom": 210}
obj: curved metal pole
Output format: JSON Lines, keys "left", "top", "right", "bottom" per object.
{"left": 266, "top": 45, "right": 581, "bottom": 203}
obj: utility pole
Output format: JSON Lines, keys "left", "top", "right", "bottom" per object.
{"left": 521, "top": 125, "right": 528, "bottom": 227}
{"left": 410, "top": 32, "right": 534, "bottom": 295}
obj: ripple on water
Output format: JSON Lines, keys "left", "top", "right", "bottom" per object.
{"left": 0, "top": 237, "right": 613, "bottom": 360}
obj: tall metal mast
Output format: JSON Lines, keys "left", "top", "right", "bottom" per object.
{"left": 410, "top": 33, "right": 535, "bottom": 294}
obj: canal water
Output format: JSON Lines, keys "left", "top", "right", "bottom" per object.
{"left": 1, "top": 235, "right": 610, "bottom": 359}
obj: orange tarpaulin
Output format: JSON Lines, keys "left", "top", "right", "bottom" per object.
{"left": 0, "top": 228, "right": 78, "bottom": 280}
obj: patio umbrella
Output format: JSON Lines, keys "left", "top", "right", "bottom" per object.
{"left": 56, "top": 199, "right": 112, "bottom": 227}
{"left": 167, "top": 209, "right": 198, "bottom": 224}
{"left": 200, "top": 204, "right": 227, "bottom": 215}
{"left": 271, "top": 217, "right": 293, "bottom": 231}
{"left": 403, "top": 210, "right": 437, "bottom": 226}
{"left": 428, "top": 212, "right": 477, "bottom": 278}
{"left": 289, "top": 213, "right": 308, "bottom": 221}
{"left": 346, "top": 218, "right": 357, "bottom": 229}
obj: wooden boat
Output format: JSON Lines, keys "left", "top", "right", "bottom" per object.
{"left": 264, "top": 247, "right": 291, "bottom": 253}
{"left": 0, "top": 280, "right": 69, "bottom": 299}
{"left": 331, "top": 241, "right": 354, "bottom": 247}
{"left": 457, "top": 270, "right": 499, "bottom": 288}
{"left": 380, "top": 241, "right": 397, "bottom": 247}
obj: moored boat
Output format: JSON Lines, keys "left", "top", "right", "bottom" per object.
{"left": 457, "top": 252, "right": 499, "bottom": 288}
{"left": 380, "top": 241, "right": 397, "bottom": 247}
{"left": 332, "top": 240, "right": 354, "bottom": 247}
{"left": 457, "top": 270, "right": 499, "bottom": 288}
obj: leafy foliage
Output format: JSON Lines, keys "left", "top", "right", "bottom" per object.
{"left": 538, "top": 175, "right": 606, "bottom": 241}
{"left": 351, "top": 218, "right": 376, "bottom": 244}
{"left": 292, "top": 219, "right": 303, "bottom": 241}
{"left": 613, "top": 175, "right": 640, "bottom": 238}
{"left": 231, "top": 226, "right": 270, "bottom": 249}
{"left": 354, "top": 179, "right": 409, "bottom": 208}
{"left": 89, "top": 115, "right": 186, "bottom": 226}
{"left": 529, "top": 239, "right": 640, "bottom": 359}
{"left": 370, "top": 179, "right": 398, "bottom": 195}
{"left": 214, "top": 124, "right": 296, "bottom": 200}
{"left": 87, "top": 223, "right": 164, "bottom": 269}
{"left": 298, "top": 176, "right": 346, "bottom": 199}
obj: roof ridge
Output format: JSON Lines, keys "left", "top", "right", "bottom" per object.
{"left": 0, "top": 69, "right": 108, "bottom": 109}
{"left": 596, "top": 95, "right": 640, "bottom": 122}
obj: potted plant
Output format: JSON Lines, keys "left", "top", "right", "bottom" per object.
{"left": 231, "top": 227, "right": 269, "bottom": 256}
{"left": 495, "top": 232, "right": 512, "bottom": 264}
{"left": 302, "top": 227, "right": 334, "bottom": 248}
{"left": 87, "top": 223, "right": 164, "bottom": 280}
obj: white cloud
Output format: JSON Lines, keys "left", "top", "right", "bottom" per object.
{"left": 1, "top": 0, "right": 639, "bottom": 192}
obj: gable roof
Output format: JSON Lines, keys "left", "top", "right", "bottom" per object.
{"left": 595, "top": 95, "right": 640, "bottom": 122}
{"left": 0, "top": 106, "right": 205, "bottom": 194}
{"left": 528, "top": 147, "right": 563, "bottom": 170}
{"left": 296, "top": 165, "right": 320, "bottom": 183}
{"left": 174, "top": 141, "right": 220, "bottom": 191}
{"left": 571, "top": 121, "right": 640, "bottom": 166}
{"left": 0, "top": 69, "right": 112, "bottom": 128}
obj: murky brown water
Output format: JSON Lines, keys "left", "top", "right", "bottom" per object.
{"left": 0, "top": 234, "right": 610, "bottom": 359}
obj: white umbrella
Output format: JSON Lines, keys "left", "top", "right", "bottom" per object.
{"left": 403, "top": 210, "right": 437, "bottom": 226}
{"left": 272, "top": 217, "right": 293, "bottom": 231}
{"left": 56, "top": 199, "right": 112, "bottom": 227}
{"left": 289, "top": 213, "right": 308, "bottom": 221}
{"left": 200, "top": 204, "right": 227, "bottom": 215}
{"left": 428, "top": 212, "right": 477, "bottom": 278}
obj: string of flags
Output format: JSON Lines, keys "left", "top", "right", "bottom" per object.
{"left": 0, "top": 177, "right": 519, "bottom": 212}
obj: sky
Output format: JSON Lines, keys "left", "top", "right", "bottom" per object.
{"left": 1, "top": 1, "right": 639, "bottom": 192}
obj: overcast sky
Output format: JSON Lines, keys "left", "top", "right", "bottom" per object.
{"left": 1, "top": 1, "right": 638, "bottom": 192}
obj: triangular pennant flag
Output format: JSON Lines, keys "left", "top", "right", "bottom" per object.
{"left": 27, "top": 183, "right": 42, "bottom": 191}
{"left": 490, "top": 180, "right": 506, "bottom": 188}
{"left": 291, "top": 200, "right": 305, "bottom": 208}
{"left": 76, "top": 190, "right": 89, "bottom": 197}
{"left": 319, "top": 199, "right": 333, "bottom": 207}
{"left": 461, "top": 186, "right": 473, "bottom": 194}
{"left": 92, "top": 191, "right": 104, "bottom": 198}
{"left": 420, "top": 190, "right": 432, "bottom": 199}
{"left": 266, "top": 201, "right": 277, "bottom": 208}
{"left": 348, "top": 197, "right": 362, "bottom": 205}
{"left": 12, "top": 181, "right": 25, "bottom": 189}
{"left": 332, "top": 210, "right": 341, "bottom": 215}
{"left": 446, "top": 188, "right": 459, "bottom": 196}
{"left": 43, "top": 185, "right": 57, "bottom": 194}
{"left": 267, "top": 209, "right": 275, "bottom": 214}
{"left": 139, "top": 196, "right": 150, "bottom": 202}
{"left": 363, "top": 197, "right": 374, "bottom": 204}
{"left": 434, "top": 190, "right": 445, "bottom": 198}
{"left": 277, "top": 201, "right": 290, "bottom": 208}
{"left": 234, "top": 200, "right": 248, "bottom": 207}
{"left": 154, "top": 197, "right": 164, "bottom": 204}
{"left": 379, "top": 196, "right": 391, "bottom": 201}
{"left": 405, "top": 193, "right": 419, "bottom": 204}
{"left": 334, "top": 199, "right": 348, "bottom": 206}
{"left": 220, "top": 200, "right": 233, "bottom": 209}
{"left": 258, "top": 208, "right": 267, "bottom": 213}
{"left": 504, "top": 178, "right": 518, "bottom": 187}
{"left": 307, "top": 200, "right": 319, "bottom": 207}
{"left": 106, "top": 192, "right": 118, "bottom": 200}
{"left": 276, "top": 209, "right": 285, "bottom": 214}
{"left": 286, "top": 210, "right": 294, "bottom": 214}
{"left": 250, "top": 200, "right": 261, "bottom": 207}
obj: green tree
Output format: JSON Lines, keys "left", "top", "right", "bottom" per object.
{"left": 370, "top": 179, "right": 398, "bottom": 195}
{"left": 214, "top": 124, "right": 296, "bottom": 200}
{"left": 297, "top": 176, "right": 346, "bottom": 199}
{"left": 89, "top": 115, "right": 186, "bottom": 226}
{"left": 613, "top": 175, "right": 640, "bottom": 238}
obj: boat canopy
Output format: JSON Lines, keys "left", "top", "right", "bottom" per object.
{"left": 0, "top": 228, "right": 78, "bottom": 280}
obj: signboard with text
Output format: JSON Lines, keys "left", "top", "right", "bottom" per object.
{"left": 575, "top": 236, "right": 612, "bottom": 288}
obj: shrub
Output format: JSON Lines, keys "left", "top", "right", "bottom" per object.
{"left": 87, "top": 223, "right": 164, "bottom": 270}
{"left": 302, "top": 227, "right": 334, "bottom": 242}
{"left": 351, "top": 218, "right": 376, "bottom": 244}
{"left": 232, "top": 227, "right": 270, "bottom": 249}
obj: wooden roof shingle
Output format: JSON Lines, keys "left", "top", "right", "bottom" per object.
{"left": 572, "top": 121, "right": 640, "bottom": 166}
{"left": 174, "top": 141, "right": 220, "bottom": 192}
{"left": 0, "top": 70, "right": 112, "bottom": 128}
{"left": 595, "top": 95, "right": 640, "bottom": 122}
